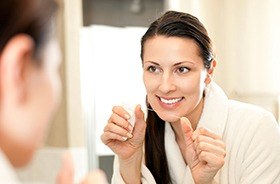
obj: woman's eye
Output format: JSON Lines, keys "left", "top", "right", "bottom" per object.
{"left": 147, "top": 66, "right": 159, "bottom": 73}
{"left": 177, "top": 67, "right": 190, "bottom": 74}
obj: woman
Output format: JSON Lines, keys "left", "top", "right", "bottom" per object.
{"left": 0, "top": 0, "right": 107, "bottom": 183}
{"left": 101, "top": 11, "right": 280, "bottom": 183}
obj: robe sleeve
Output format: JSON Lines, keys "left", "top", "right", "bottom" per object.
{"left": 240, "top": 114, "right": 280, "bottom": 184}
{"left": 111, "top": 155, "right": 156, "bottom": 184}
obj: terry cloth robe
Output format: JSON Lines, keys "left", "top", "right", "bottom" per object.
{"left": 111, "top": 82, "right": 280, "bottom": 184}
{"left": 0, "top": 149, "right": 20, "bottom": 184}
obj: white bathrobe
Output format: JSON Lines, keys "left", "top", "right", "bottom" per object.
{"left": 112, "top": 82, "right": 280, "bottom": 184}
{"left": 0, "top": 150, "right": 20, "bottom": 184}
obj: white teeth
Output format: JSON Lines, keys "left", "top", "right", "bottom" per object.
{"left": 160, "top": 97, "right": 182, "bottom": 104}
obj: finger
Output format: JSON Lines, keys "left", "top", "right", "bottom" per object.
{"left": 109, "top": 113, "right": 133, "bottom": 132}
{"left": 180, "top": 117, "right": 194, "bottom": 146}
{"left": 198, "top": 151, "right": 225, "bottom": 168}
{"left": 195, "top": 141, "right": 226, "bottom": 157}
{"left": 194, "top": 135, "right": 226, "bottom": 150}
{"left": 112, "top": 106, "right": 131, "bottom": 120}
{"left": 104, "top": 122, "right": 133, "bottom": 139}
{"left": 134, "top": 104, "right": 146, "bottom": 130}
{"left": 101, "top": 131, "right": 128, "bottom": 144}
{"left": 135, "top": 104, "right": 144, "bottom": 120}
{"left": 56, "top": 152, "right": 74, "bottom": 184}
{"left": 192, "top": 127, "right": 221, "bottom": 140}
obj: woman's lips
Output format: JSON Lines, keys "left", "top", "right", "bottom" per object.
{"left": 157, "top": 96, "right": 184, "bottom": 109}
{"left": 159, "top": 97, "right": 183, "bottom": 104}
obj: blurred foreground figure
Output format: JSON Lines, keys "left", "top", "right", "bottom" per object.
{"left": 0, "top": 0, "right": 107, "bottom": 183}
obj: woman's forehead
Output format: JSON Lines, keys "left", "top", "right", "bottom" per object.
{"left": 143, "top": 36, "right": 202, "bottom": 65}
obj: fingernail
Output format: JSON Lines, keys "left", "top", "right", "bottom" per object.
{"left": 126, "top": 132, "right": 133, "bottom": 138}
{"left": 137, "top": 104, "right": 141, "bottom": 109}
{"left": 192, "top": 131, "right": 198, "bottom": 140}
{"left": 180, "top": 117, "right": 191, "bottom": 127}
{"left": 122, "top": 137, "right": 128, "bottom": 141}
{"left": 124, "top": 114, "right": 130, "bottom": 120}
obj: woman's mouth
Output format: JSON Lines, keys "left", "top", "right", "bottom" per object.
{"left": 159, "top": 97, "right": 184, "bottom": 105}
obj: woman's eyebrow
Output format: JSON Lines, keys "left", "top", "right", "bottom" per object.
{"left": 144, "top": 61, "right": 160, "bottom": 66}
{"left": 173, "top": 61, "right": 195, "bottom": 66}
{"left": 144, "top": 60, "right": 195, "bottom": 66}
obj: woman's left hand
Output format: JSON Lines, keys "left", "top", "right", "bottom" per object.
{"left": 180, "top": 117, "right": 226, "bottom": 184}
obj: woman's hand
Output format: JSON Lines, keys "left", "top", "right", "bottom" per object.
{"left": 101, "top": 105, "right": 146, "bottom": 183}
{"left": 180, "top": 117, "right": 226, "bottom": 184}
{"left": 101, "top": 104, "right": 146, "bottom": 160}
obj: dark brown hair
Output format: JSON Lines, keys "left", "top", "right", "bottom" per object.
{"left": 141, "top": 11, "right": 214, "bottom": 184}
{"left": 0, "top": 0, "right": 57, "bottom": 61}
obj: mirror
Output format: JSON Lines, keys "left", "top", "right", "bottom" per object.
{"left": 81, "top": 0, "right": 280, "bottom": 182}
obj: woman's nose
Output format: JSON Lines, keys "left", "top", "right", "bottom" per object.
{"left": 158, "top": 73, "right": 176, "bottom": 94}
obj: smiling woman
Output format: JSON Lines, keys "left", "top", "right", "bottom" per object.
{"left": 101, "top": 10, "right": 280, "bottom": 184}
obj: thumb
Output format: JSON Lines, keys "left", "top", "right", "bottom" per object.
{"left": 134, "top": 104, "right": 146, "bottom": 126}
{"left": 180, "top": 117, "right": 194, "bottom": 145}
{"left": 56, "top": 152, "right": 74, "bottom": 184}
{"left": 134, "top": 104, "right": 144, "bottom": 120}
{"left": 133, "top": 104, "right": 146, "bottom": 134}
{"left": 180, "top": 117, "right": 199, "bottom": 169}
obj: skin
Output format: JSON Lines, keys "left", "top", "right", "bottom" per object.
{"left": 143, "top": 36, "right": 208, "bottom": 127}
{"left": 102, "top": 105, "right": 146, "bottom": 184}
{"left": 101, "top": 36, "right": 225, "bottom": 184}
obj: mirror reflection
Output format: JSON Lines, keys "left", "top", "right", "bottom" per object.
{"left": 83, "top": 0, "right": 280, "bottom": 183}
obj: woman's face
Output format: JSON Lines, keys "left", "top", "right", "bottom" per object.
{"left": 143, "top": 36, "right": 208, "bottom": 123}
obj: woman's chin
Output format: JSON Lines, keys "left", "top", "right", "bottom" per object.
{"left": 156, "top": 112, "right": 181, "bottom": 123}
{"left": 10, "top": 146, "right": 35, "bottom": 168}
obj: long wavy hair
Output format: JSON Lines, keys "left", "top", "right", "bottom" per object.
{"left": 141, "top": 11, "right": 214, "bottom": 184}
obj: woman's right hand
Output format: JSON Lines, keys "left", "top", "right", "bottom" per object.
{"left": 101, "top": 104, "right": 146, "bottom": 160}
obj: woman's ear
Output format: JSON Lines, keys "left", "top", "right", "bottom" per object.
{"left": 204, "top": 59, "right": 217, "bottom": 84}
{"left": 0, "top": 34, "right": 35, "bottom": 105}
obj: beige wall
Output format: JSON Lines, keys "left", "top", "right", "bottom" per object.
{"left": 46, "top": 0, "right": 85, "bottom": 147}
